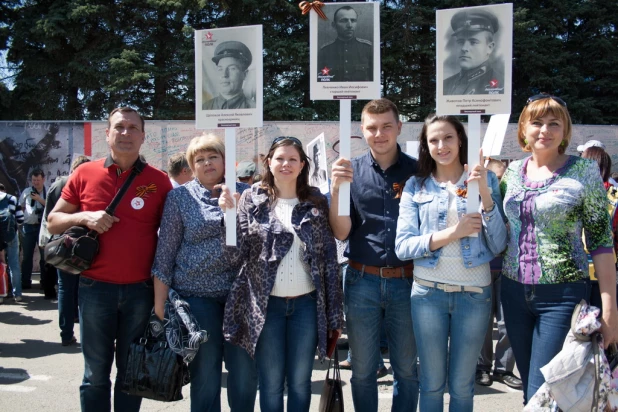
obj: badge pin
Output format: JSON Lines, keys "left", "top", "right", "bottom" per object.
{"left": 131, "top": 197, "right": 145, "bottom": 210}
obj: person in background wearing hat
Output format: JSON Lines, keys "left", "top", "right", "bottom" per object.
{"left": 318, "top": 5, "right": 373, "bottom": 82}
{"left": 203, "top": 41, "right": 255, "bottom": 110}
{"left": 236, "top": 160, "right": 256, "bottom": 185}
{"left": 443, "top": 9, "right": 504, "bottom": 95}
{"left": 577, "top": 139, "right": 606, "bottom": 153}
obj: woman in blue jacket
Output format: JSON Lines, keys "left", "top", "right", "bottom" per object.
{"left": 395, "top": 114, "right": 507, "bottom": 412}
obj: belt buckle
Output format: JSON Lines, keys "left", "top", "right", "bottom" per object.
{"left": 443, "top": 284, "right": 461, "bottom": 293}
{"left": 379, "top": 266, "right": 394, "bottom": 278}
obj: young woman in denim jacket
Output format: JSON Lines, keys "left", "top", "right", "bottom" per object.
{"left": 395, "top": 115, "right": 507, "bottom": 412}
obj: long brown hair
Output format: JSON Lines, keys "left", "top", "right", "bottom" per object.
{"left": 261, "top": 137, "right": 325, "bottom": 207}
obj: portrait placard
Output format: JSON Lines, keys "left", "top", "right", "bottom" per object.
{"left": 310, "top": 2, "right": 380, "bottom": 101}
{"left": 195, "top": 26, "right": 263, "bottom": 129}
{"left": 436, "top": 4, "right": 513, "bottom": 115}
{"left": 307, "top": 133, "right": 329, "bottom": 194}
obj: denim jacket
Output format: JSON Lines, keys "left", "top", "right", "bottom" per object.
{"left": 395, "top": 171, "right": 507, "bottom": 268}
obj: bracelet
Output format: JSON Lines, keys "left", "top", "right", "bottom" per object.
{"left": 483, "top": 202, "right": 495, "bottom": 213}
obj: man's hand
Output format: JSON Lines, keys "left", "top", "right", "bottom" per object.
{"left": 31, "top": 192, "right": 45, "bottom": 206}
{"left": 330, "top": 158, "right": 354, "bottom": 195}
{"left": 83, "top": 211, "right": 120, "bottom": 234}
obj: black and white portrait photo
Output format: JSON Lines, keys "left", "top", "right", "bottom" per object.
{"left": 310, "top": 2, "right": 380, "bottom": 100}
{"left": 195, "top": 25, "right": 263, "bottom": 129}
{"left": 443, "top": 8, "right": 503, "bottom": 95}
{"left": 436, "top": 4, "right": 512, "bottom": 115}
{"left": 317, "top": 4, "right": 374, "bottom": 82}
{"left": 203, "top": 40, "right": 255, "bottom": 110}
{"left": 307, "top": 134, "right": 328, "bottom": 194}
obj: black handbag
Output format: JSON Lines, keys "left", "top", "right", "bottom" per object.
{"left": 319, "top": 347, "right": 344, "bottom": 412}
{"left": 121, "top": 316, "right": 190, "bottom": 402}
{"left": 44, "top": 161, "right": 143, "bottom": 275}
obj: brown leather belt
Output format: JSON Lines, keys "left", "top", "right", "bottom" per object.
{"left": 349, "top": 260, "right": 414, "bottom": 278}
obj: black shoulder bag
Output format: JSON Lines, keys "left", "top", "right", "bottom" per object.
{"left": 44, "top": 161, "right": 144, "bottom": 275}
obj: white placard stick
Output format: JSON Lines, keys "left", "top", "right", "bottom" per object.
{"left": 225, "top": 128, "right": 237, "bottom": 246}
{"left": 467, "top": 114, "right": 481, "bottom": 237}
{"left": 338, "top": 100, "right": 351, "bottom": 216}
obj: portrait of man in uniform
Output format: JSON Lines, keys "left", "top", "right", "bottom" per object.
{"left": 443, "top": 9, "right": 504, "bottom": 95}
{"left": 317, "top": 5, "right": 373, "bottom": 82}
{"left": 203, "top": 40, "right": 256, "bottom": 110}
{"left": 309, "top": 143, "right": 328, "bottom": 188}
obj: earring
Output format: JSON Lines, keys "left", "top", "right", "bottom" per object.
{"left": 561, "top": 140, "right": 567, "bottom": 147}
{"left": 524, "top": 139, "right": 528, "bottom": 145}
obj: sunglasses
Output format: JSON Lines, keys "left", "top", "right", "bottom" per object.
{"left": 526, "top": 93, "right": 567, "bottom": 108}
{"left": 271, "top": 136, "right": 303, "bottom": 147}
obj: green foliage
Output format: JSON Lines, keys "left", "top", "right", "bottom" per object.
{"left": 1, "top": 0, "right": 617, "bottom": 124}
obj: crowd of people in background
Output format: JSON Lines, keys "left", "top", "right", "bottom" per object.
{"left": 3, "top": 95, "right": 618, "bottom": 412}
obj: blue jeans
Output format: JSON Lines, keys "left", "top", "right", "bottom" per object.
{"left": 501, "top": 276, "right": 590, "bottom": 403}
{"left": 344, "top": 265, "right": 419, "bottom": 412}
{"left": 184, "top": 295, "right": 257, "bottom": 412}
{"left": 255, "top": 292, "right": 318, "bottom": 412}
{"left": 58, "top": 269, "right": 79, "bottom": 342}
{"left": 78, "top": 277, "right": 154, "bottom": 412}
{"left": 411, "top": 282, "right": 492, "bottom": 412}
{"left": 20, "top": 223, "right": 42, "bottom": 287}
{"left": 5, "top": 234, "right": 21, "bottom": 297}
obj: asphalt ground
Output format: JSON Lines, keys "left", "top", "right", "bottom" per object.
{"left": 0, "top": 275, "right": 524, "bottom": 411}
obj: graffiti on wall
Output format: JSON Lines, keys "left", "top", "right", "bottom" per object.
{"left": 0, "top": 122, "right": 84, "bottom": 197}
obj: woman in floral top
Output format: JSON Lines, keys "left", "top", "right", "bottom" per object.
{"left": 500, "top": 94, "right": 618, "bottom": 404}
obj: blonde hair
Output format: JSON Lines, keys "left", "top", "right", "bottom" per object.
{"left": 186, "top": 133, "right": 225, "bottom": 173}
{"left": 517, "top": 98, "right": 572, "bottom": 154}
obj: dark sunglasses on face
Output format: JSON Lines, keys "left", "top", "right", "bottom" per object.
{"left": 526, "top": 93, "right": 567, "bottom": 108}
{"left": 271, "top": 136, "right": 303, "bottom": 147}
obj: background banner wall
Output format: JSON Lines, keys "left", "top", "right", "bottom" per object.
{"left": 2, "top": 120, "right": 618, "bottom": 196}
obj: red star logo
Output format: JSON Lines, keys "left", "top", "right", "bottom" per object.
{"left": 205, "top": 32, "right": 213, "bottom": 40}
{"left": 489, "top": 79, "right": 499, "bottom": 88}
{"left": 320, "top": 66, "right": 331, "bottom": 76}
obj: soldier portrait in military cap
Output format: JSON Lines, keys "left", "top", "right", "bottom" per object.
{"left": 195, "top": 25, "right": 263, "bottom": 129}
{"left": 436, "top": 4, "right": 513, "bottom": 115}
{"left": 310, "top": 2, "right": 380, "bottom": 100}
{"left": 204, "top": 40, "right": 255, "bottom": 110}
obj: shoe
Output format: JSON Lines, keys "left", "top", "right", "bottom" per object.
{"left": 62, "top": 336, "right": 77, "bottom": 346}
{"left": 339, "top": 360, "right": 352, "bottom": 370}
{"left": 493, "top": 372, "right": 523, "bottom": 390}
{"left": 14, "top": 296, "right": 22, "bottom": 302}
{"left": 475, "top": 370, "right": 492, "bottom": 386}
{"left": 376, "top": 366, "right": 389, "bottom": 379}
{"left": 44, "top": 294, "right": 57, "bottom": 300}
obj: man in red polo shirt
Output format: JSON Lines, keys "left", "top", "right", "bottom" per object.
{"left": 48, "top": 107, "right": 172, "bottom": 412}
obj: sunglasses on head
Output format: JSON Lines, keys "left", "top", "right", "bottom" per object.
{"left": 526, "top": 93, "right": 567, "bottom": 108}
{"left": 271, "top": 136, "right": 303, "bottom": 147}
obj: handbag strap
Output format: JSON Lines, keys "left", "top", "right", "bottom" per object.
{"left": 332, "top": 346, "right": 341, "bottom": 382}
{"left": 84, "top": 159, "right": 145, "bottom": 239}
{"left": 105, "top": 159, "right": 145, "bottom": 217}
